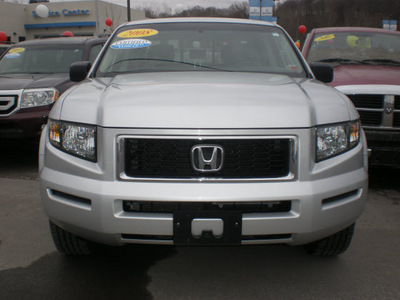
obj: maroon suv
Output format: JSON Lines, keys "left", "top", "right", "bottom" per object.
{"left": 302, "top": 27, "right": 400, "bottom": 167}
{"left": 0, "top": 37, "right": 106, "bottom": 139}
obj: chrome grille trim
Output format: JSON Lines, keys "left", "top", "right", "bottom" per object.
{"left": 0, "top": 96, "right": 15, "bottom": 111}
{"left": 382, "top": 95, "right": 395, "bottom": 127}
{"left": 0, "top": 90, "right": 22, "bottom": 116}
{"left": 117, "top": 134, "right": 298, "bottom": 182}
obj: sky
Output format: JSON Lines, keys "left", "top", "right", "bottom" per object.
{"left": 15, "top": 0, "right": 243, "bottom": 10}
{"left": 116, "top": 0, "right": 237, "bottom": 10}
{"left": 12, "top": 0, "right": 286, "bottom": 14}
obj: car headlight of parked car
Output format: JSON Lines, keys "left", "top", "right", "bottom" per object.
{"left": 21, "top": 88, "right": 59, "bottom": 108}
{"left": 48, "top": 119, "right": 96, "bottom": 162}
{"left": 316, "top": 120, "right": 360, "bottom": 162}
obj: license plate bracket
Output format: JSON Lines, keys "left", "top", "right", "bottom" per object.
{"left": 173, "top": 211, "right": 242, "bottom": 246}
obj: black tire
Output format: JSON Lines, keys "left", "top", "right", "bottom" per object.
{"left": 49, "top": 220, "right": 97, "bottom": 255}
{"left": 304, "top": 223, "right": 355, "bottom": 257}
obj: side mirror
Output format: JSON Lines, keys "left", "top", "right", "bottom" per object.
{"left": 70, "top": 61, "right": 92, "bottom": 82}
{"left": 309, "top": 62, "right": 333, "bottom": 83}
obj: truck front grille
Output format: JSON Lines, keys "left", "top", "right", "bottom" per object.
{"left": 123, "top": 138, "right": 291, "bottom": 179}
{"left": 0, "top": 95, "right": 18, "bottom": 115}
{"left": 347, "top": 94, "right": 399, "bottom": 128}
{"left": 394, "top": 113, "right": 400, "bottom": 128}
{"left": 357, "top": 110, "right": 383, "bottom": 126}
{"left": 348, "top": 94, "right": 384, "bottom": 109}
{"left": 395, "top": 96, "right": 400, "bottom": 110}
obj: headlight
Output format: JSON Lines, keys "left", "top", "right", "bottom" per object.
{"left": 316, "top": 120, "right": 360, "bottom": 162}
{"left": 21, "top": 88, "right": 59, "bottom": 108}
{"left": 48, "top": 119, "right": 96, "bottom": 162}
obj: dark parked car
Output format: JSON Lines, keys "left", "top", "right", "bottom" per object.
{"left": 0, "top": 37, "right": 106, "bottom": 139}
{"left": 302, "top": 27, "right": 400, "bottom": 167}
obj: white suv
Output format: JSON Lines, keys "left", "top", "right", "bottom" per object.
{"left": 39, "top": 18, "right": 368, "bottom": 256}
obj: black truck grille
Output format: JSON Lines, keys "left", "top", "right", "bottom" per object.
{"left": 347, "top": 94, "right": 399, "bottom": 127}
{"left": 347, "top": 94, "right": 384, "bottom": 109}
{"left": 357, "top": 111, "right": 383, "bottom": 126}
{"left": 124, "top": 138, "right": 291, "bottom": 179}
{"left": 394, "top": 113, "right": 400, "bottom": 128}
{"left": 395, "top": 96, "right": 400, "bottom": 110}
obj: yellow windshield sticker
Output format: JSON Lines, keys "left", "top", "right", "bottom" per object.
{"left": 347, "top": 36, "right": 371, "bottom": 48}
{"left": 315, "top": 34, "right": 335, "bottom": 42}
{"left": 118, "top": 29, "right": 159, "bottom": 38}
{"left": 9, "top": 47, "right": 25, "bottom": 53}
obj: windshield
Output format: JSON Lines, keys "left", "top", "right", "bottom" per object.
{"left": 306, "top": 31, "right": 400, "bottom": 66}
{"left": 96, "top": 22, "right": 306, "bottom": 77}
{"left": 0, "top": 44, "right": 84, "bottom": 74}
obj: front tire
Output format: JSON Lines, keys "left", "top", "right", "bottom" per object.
{"left": 304, "top": 223, "right": 355, "bottom": 257}
{"left": 49, "top": 220, "right": 97, "bottom": 255}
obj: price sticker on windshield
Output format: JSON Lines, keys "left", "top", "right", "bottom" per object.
{"left": 315, "top": 34, "right": 335, "bottom": 42}
{"left": 111, "top": 39, "right": 152, "bottom": 49}
{"left": 9, "top": 47, "right": 25, "bottom": 53}
{"left": 118, "top": 29, "right": 159, "bottom": 38}
{"left": 5, "top": 53, "right": 20, "bottom": 59}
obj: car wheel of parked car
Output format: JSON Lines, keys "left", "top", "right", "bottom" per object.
{"left": 49, "top": 221, "right": 97, "bottom": 255}
{"left": 304, "top": 223, "right": 355, "bottom": 257}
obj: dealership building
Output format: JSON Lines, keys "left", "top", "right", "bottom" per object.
{"left": 0, "top": 1, "right": 146, "bottom": 43}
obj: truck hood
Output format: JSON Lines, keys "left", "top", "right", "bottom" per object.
{"left": 53, "top": 72, "right": 354, "bottom": 129}
{"left": 329, "top": 65, "right": 400, "bottom": 87}
{"left": 0, "top": 73, "right": 71, "bottom": 92}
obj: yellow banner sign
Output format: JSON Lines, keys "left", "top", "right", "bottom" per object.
{"left": 118, "top": 29, "right": 159, "bottom": 38}
{"left": 315, "top": 34, "right": 335, "bottom": 42}
{"left": 9, "top": 47, "right": 25, "bottom": 53}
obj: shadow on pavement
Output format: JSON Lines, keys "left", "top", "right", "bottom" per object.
{"left": 0, "top": 139, "right": 39, "bottom": 180}
{"left": 0, "top": 245, "right": 176, "bottom": 300}
{"left": 368, "top": 166, "right": 400, "bottom": 191}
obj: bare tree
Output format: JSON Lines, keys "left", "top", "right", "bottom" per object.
{"left": 4, "top": 0, "right": 27, "bottom": 3}
{"left": 134, "top": 1, "right": 249, "bottom": 19}
{"left": 228, "top": 2, "right": 249, "bottom": 19}
{"left": 276, "top": 0, "right": 400, "bottom": 42}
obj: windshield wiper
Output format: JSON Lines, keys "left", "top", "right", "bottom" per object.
{"left": 361, "top": 59, "right": 400, "bottom": 66}
{"left": 29, "top": 72, "right": 55, "bottom": 74}
{"left": 157, "top": 59, "right": 227, "bottom": 71}
{"left": 317, "top": 58, "right": 368, "bottom": 65}
{"left": 0, "top": 72, "right": 52, "bottom": 77}
{"left": 102, "top": 58, "right": 229, "bottom": 73}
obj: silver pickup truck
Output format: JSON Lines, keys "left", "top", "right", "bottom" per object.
{"left": 39, "top": 18, "right": 368, "bottom": 256}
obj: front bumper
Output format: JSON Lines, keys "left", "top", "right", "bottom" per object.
{"left": 0, "top": 106, "right": 51, "bottom": 139}
{"left": 39, "top": 127, "right": 369, "bottom": 247}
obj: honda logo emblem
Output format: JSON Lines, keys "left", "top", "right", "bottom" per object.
{"left": 191, "top": 145, "right": 224, "bottom": 173}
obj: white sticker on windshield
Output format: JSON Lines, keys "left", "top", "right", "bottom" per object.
{"left": 5, "top": 53, "right": 20, "bottom": 59}
{"left": 110, "top": 39, "right": 152, "bottom": 49}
